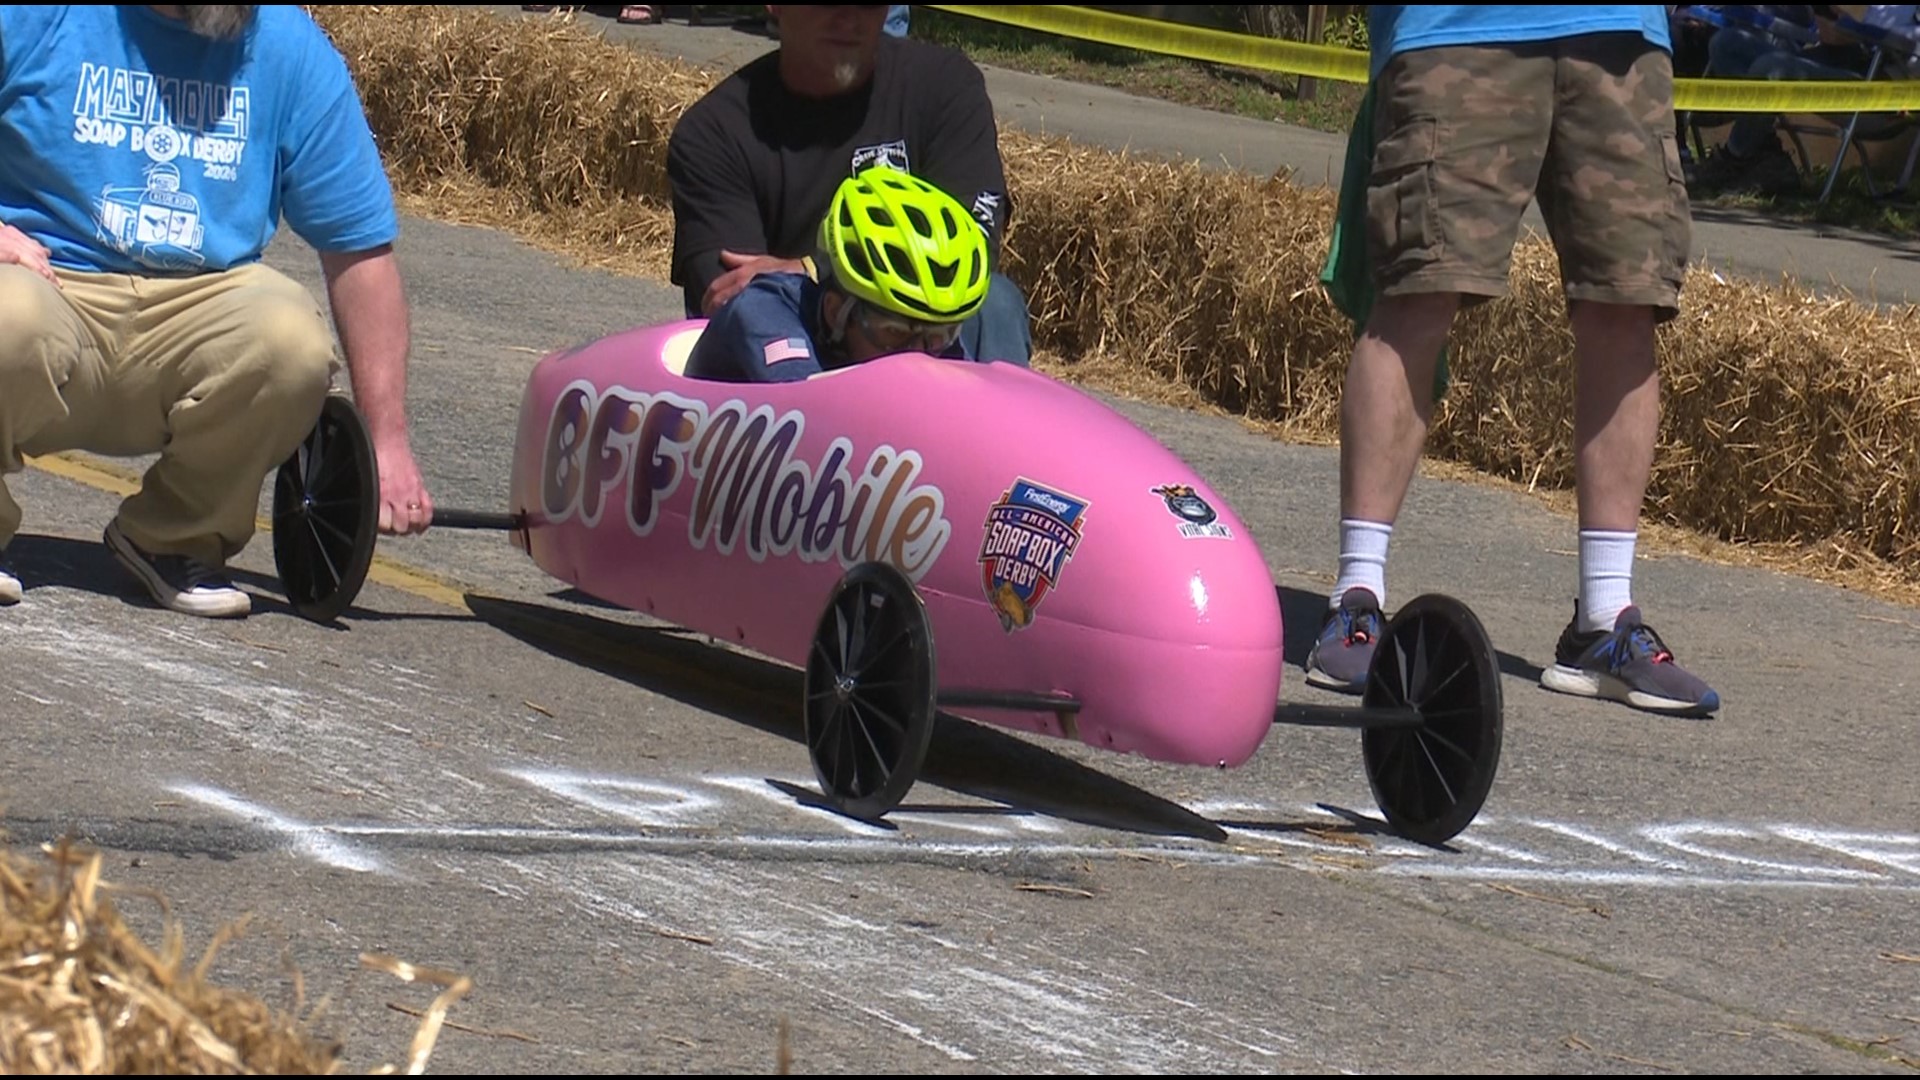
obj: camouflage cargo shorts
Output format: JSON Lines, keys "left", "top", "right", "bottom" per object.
{"left": 1365, "top": 32, "right": 1691, "bottom": 321}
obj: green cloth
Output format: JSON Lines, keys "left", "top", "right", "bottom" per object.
{"left": 1318, "top": 82, "right": 1450, "bottom": 401}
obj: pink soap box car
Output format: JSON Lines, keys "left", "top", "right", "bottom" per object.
{"left": 272, "top": 318, "right": 1504, "bottom": 844}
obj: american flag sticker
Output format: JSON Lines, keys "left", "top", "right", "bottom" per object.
{"left": 763, "top": 337, "right": 811, "bottom": 366}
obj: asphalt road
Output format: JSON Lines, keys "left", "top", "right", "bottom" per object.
{"left": 3, "top": 8, "right": 1918, "bottom": 1076}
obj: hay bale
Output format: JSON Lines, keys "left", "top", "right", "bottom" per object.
{"left": 313, "top": 5, "right": 700, "bottom": 274}
{"left": 1000, "top": 131, "right": 1353, "bottom": 432}
{"left": 0, "top": 841, "right": 468, "bottom": 1074}
{"left": 314, "top": 5, "right": 710, "bottom": 206}
{"left": 309, "top": 5, "right": 1920, "bottom": 583}
{"left": 1651, "top": 273, "right": 1920, "bottom": 557}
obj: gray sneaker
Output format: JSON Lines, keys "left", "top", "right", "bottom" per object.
{"left": 104, "top": 521, "right": 251, "bottom": 618}
{"left": 1304, "top": 587, "right": 1382, "bottom": 694}
{"left": 1540, "top": 604, "right": 1720, "bottom": 717}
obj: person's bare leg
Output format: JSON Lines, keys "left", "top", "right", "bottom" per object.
{"left": 1325, "top": 290, "right": 1458, "bottom": 610}
{"left": 1571, "top": 300, "right": 1658, "bottom": 533}
{"left": 1340, "top": 291, "right": 1459, "bottom": 524}
{"left": 1569, "top": 299, "right": 1658, "bottom": 634}
{"left": 1547, "top": 297, "right": 1717, "bottom": 715}
{"left": 1308, "top": 290, "right": 1460, "bottom": 690}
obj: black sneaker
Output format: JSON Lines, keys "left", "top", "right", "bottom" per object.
{"left": 104, "top": 521, "right": 251, "bottom": 618}
{"left": 1692, "top": 141, "right": 1801, "bottom": 197}
{"left": 1304, "top": 587, "right": 1383, "bottom": 694}
{"left": 1540, "top": 604, "right": 1720, "bottom": 717}
{"left": 0, "top": 549, "right": 19, "bottom": 605}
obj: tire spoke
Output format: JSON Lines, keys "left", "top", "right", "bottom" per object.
{"left": 847, "top": 625, "right": 912, "bottom": 681}
{"left": 1410, "top": 653, "right": 1474, "bottom": 711}
{"left": 848, "top": 701, "right": 893, "bottom": 788}
{"left": 1413, "top": 724, "right": 1478, "bottom": 765}
{"left": 303, "top": 517, "right": 344, "bottom": 588}
{"left": 812, "top": 636, "right": 840, "bottom": 677}
{"left": 847, "top": 694, "right": 907, "bottom": 734}
{"left": 308, "top": 454, "right": 355, "bottom": 500}
{"left": 1412, "top": 731, "right": 1460, "bottom": 807}
{"left": 306, "top": 511, "right": 360, "bottom": 549}
{"left": 303, "top": 427, "right": 326, "bottom": 491}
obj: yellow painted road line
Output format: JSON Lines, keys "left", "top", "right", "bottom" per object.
{"left": 25, "top": 452, "right": 474, "bottom": 612}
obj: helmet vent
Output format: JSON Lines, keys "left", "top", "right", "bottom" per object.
{"left": 882, "top": 242, "right": 919, "bottom": 285}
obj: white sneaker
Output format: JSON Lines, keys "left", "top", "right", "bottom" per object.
{"left": 0, "top": 557, "right": 20, "bottom": 605}
{"left": 104, "top": 521, "right": 251, "bottom": 618}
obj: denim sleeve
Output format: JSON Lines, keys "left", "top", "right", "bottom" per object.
{"left": 683, "top": 274, "right": 823, "bottom": 383}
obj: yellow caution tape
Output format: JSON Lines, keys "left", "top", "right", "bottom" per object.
{"left": 1676, "top": 77, "right": 1920, "bottom": 113}
{"left": 927, "top": 4, "right": 1920, "bottom": 113}
{"left": 930, "top": 5, "right": 1370, "bottom": 84}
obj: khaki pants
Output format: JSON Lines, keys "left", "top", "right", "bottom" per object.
{"left": 0, "top": 262, "right": 338, "bottom": 566}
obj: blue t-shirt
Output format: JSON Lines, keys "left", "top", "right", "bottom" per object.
{"left": 684, "top": 272, "right": 970, "bottom": 383}
{"left": 0, "top": 6, "right": 397, "bottom": 274}
{"left": 1369, "top": 6, "right": 1672, "bottom": 77}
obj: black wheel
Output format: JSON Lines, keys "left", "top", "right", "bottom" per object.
{"left": 1361, "top": 593, "right": 1503, "bottom": 845}
{"left": 272, "top": 395, "right": 378, "bottom": 623}
{"left": 802, "top": 562, "right": 936, "bottom": 819}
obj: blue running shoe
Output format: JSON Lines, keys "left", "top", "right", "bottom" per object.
{"left": 1304, "top": 587, "right": 1382, "bottom": 694}
{"left": 1540, "top": 604, "right": 1720, "bottom": 717}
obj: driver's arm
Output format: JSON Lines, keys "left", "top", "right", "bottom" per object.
{"left": 682, "top": 272, "right": 825, "bottom": 383}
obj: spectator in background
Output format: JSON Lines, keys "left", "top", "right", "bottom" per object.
{"left": 1667, "top": 5, "right": 1720, "bottom": 181}
{"left": 765, "top": 5, "right": 909, "bottom": 39}
{"left": 666, "top": 4, "right": 1032, "bottom": 366}
{"left": 1690, "top": 4, "right": 1919, "bottom": 193}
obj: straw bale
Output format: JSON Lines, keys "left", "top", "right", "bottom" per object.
{"left": 0, "top": 840, "right": 467, "bottom": 1074}
{"left": 309, "top": 5, "right": 1920, "bottom": 584}
{"left": 999, "top": 130, "right": 1353, "bottom": 432}
{"left": 1649, "top": 271, "right": 1920, "bottom": 559}
{"left": 312, "top": 5, "right": 700, "bottom": 274}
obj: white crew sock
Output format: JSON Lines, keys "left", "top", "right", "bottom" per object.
{"left": 1332, "top": 519, "right": 1392, "bottom": 610}
{"left": 1578, "top": 528, "right": 1637, "bottom": 633}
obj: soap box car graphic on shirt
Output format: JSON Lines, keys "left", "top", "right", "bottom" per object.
{"left": 272, "top": 319, "right": 1505, "bottom": 843}
{"left": 93, "top": 161, "right": 206, "bottom": 268}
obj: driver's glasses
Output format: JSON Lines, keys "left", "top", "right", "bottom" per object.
{"left": 854, "top": 302, "right": 964, "bottom": 354}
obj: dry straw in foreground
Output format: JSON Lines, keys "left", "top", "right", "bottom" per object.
{"left": 0, "top": 840, "right": 468, "bottom": 1074}
{"left": 314, "top": 5, "right": 1920, "bottom": 589}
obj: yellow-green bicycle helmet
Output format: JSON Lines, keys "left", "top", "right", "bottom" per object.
{"left": 818, "top": 165, "right": 989, "bottom": 323}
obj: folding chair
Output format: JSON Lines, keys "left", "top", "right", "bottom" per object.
{"left": 1779, "top": 12, "right": 1920, "bottom": 204}
{"left": 1671, "top": 5, "right": 1819, "bottom": 166}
